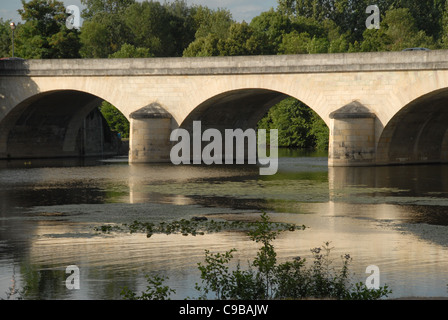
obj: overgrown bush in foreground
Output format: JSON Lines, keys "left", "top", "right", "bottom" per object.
{"left": 119, "top": 213, "right": 392, "bottom": 300}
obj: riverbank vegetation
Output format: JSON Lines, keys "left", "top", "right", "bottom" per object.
{"left": 97, "top": 213, "right": 392, "bottom": 300}
{"left": 3, "top": 0, "right": 447, "bottom": 148}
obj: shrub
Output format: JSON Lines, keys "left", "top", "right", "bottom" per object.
{"left": 121, "top": 213, "right": 392, "bottom": 300}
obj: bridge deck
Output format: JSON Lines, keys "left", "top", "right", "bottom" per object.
{"left": 2, "top": 50, "right": 448, "bottom": 77}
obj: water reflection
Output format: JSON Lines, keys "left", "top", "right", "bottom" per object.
{"left": 1, "top": 154, "right": 448, "bottom": 299}
{"left": 329, "top": 165, "right": 448, "bottom": 225}
{"left": 329, "top": 165, "right": 448, "bottom": 201}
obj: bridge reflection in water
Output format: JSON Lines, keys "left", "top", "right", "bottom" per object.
{"left": 2, "top": 152, "right": 448, "bottom": 299}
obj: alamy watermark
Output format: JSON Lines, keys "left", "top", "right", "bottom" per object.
{"left": 366, "top": 5, "right": 381, "bottom": 29}
{"left": 65, "top": 265, "right": 80, "bottom": 290}
{"left": 66, "top": 5, "right": 81, "bottom": 30}
{"left": 170, "top": 121, "right": 278, "bottom": 176}
{"left": 63, "top": 4, "right": 379, "bottom": 32}
{"left": 64, "top": 264, "right": 382, "bottom": 292}
{"left": 366, "top": 265, "right": 380, "bottom": 290}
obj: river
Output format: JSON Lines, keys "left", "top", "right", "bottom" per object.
{"left": 1, "top": 150, "right": 448, "bottom": 300}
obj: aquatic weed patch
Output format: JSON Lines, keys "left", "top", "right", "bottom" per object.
{"left": 94, "top": 215, "right": 304, "bottom": 238}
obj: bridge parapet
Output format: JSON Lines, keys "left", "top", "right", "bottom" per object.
{"left": 2, "top": 50, "right": 448, "bottom": 77}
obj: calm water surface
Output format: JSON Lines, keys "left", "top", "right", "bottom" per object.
{"left": 1, "top": 150, "right": 448, "bottom": 300}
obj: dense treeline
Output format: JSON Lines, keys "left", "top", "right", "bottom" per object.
{"left": 2, "top": 0, "right": 448, "bottom": 149}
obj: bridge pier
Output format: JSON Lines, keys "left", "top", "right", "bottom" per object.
{"left": 328, "top": 101, "right": 376, "bottom": 167}
{"left": 129, "top": 104, "right": 172, "bottom": 163}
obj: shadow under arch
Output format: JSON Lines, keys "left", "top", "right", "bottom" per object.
{"left": 177, "top": 88, "right": 329, "bottom": 167}
{"left": 180, "top": 89, "right": 289, "bottom": 131}
{"left": 376, "top": 87, "right": 448, "bottom": 165}
{"left": 0, "top": 89, "right": 126, "bottom": 159}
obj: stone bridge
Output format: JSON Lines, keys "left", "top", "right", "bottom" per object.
{"left": 2, "top": 50, "right": 448, "bottom": 167}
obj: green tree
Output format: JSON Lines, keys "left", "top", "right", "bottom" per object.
{"left": 0, "top": 19, "right": 13, "bottom": 57}
{"left": 123, "top": 0, "right": 197, "bottom": 57}
{"left": 442, "top": 1, "right": 448, "bottom": 48}
{"left": 184, "top": 21, "right": 268, "bottom": 57}
{"left": 109, "top": 43, "right": 152, "bottom": 58}
{"left": 307, "top": 36, "right": 329, "bottom": 53}
{"left": 79, "top": 0, "right": 145, "bottom": 58}
{"left": 389, "top": 0, "right": 445, "bottom": 40}
{"left": 328, "top": 33, "right": 350, "bottom": 53}
{"left": 14, "top": 0, "right": 81, "bottom": 59}
{"left": 183, "top": 7, "right": 234, "bottom": 57}
{"left": 279, "top": 32, "right": 331, "bottom": 55}
{"left": 361, "top": 8, "right": 436, "bottom": 52}
{"left": 183, "top": 34, "right": 222, "bottom": 57}
{"left": 250, "top": 9, "right": 293, "bottom": 54}
{"left": 360, "top": 28, "right": 391, "bottom": 52}
{"left": 18, "top": 0, "right": 66, "bottom": 34}
{"left": 309, "top": 112, "right": 329, "bottom": 151}
{"left": 13, "top": 21, "right": 45, "bottom": 59}
{"left": 330, "top": 0, "right": 382, "bottom": 42}
{"left": 277, "top": 0, "right": 330, "bottom": 21}
{"left": 81, "top": 0, "right": 136, "bottom": 19}
{"left": 277, "top": 14, "right": 336, "bottom": 55}
{"left": 79, "top": 19, "right": 111, "bottom": 58}
{"left": 122, "top": 1, "right": 167, "bottom": 56}
{"left": 278, "top": 31, "right": 311, "bottom": 54}
{"left": 47, "top": 26, "right": 82, "bottom": 58}
{"left": 292, "top": 16, "right": 327, "bottom": 39}
{"left": 192, "top": 7, "right": 233, "bottom": 39}
{"left": 99, "top": 102, "right": 130, "bottom": 138}
{"left": 163, "top": 0, "right": 197, "bottom": 56}
{"left": 81, "top": 0, "right": 197, "bottom": 58}
{"left": 258, "top": 98, "right": 327, "bottom": 149}
{"left": 220, "top": 22, "right": 269, "bottom": 56}
{"left": 80, "top": 10, "right": 130, "bottom": 58}
{"left": 276, "top": 0, "right": 443, "bottom": 43}
{"left": 384, "top": 8, "right": 435, "bottom": 50}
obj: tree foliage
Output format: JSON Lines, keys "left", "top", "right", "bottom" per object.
{"left": 14, "top": 0, "right": 81, "bottom": 59}
{"left": 0, "top": 19, "right": 13, "bottom": 57}
{"left": 80, "top": 0, "right": 197, "bottom": 58}
{"left": 258, "top": 98, "right": 328, "bottom": 150}
{"left": 99, "top": 101, "right": 129, "bottom": 138}
{"left": 443, "top": 1, "right": 448, "bottom": 48}
{"left": 81, "top": 0, "right": 136, "bottom": 19}
{"left": 109, "top": 43, "right": 152, "bottom": 58}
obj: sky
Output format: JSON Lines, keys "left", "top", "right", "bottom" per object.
{"left": 0, "top": 0, "right": 279, "bottom": 24}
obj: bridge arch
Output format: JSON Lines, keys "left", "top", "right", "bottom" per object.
{"left": 181, "top": 88, "right": 289, "bottom": 131}
{"left": 176, "top": 88, "right": 329, "bottom": 163}
{"left": 180, "top": 77, "right": 330, "bottom": 130}
{"left": 180, "top": 87, "right": 328, "bottom": 129}
{"left": 0, "top": 89, "right": 125, "bottom": 159}
{"left": 377, "top": 87, "right": 448, "bottom": 165}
